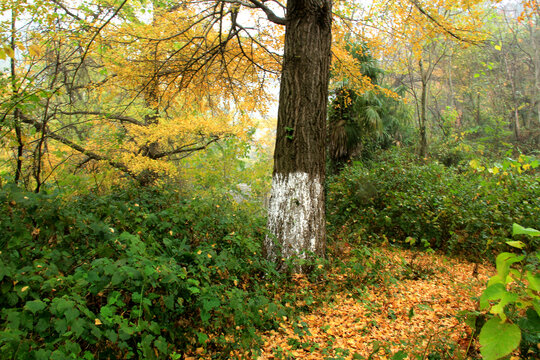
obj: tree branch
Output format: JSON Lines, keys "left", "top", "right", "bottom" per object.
{"left": 409, "top": 0, "right": 477, "bottom": 44}
{"left": 19, "top": 113, "right": 134, "bottom": 177}
{"left": 246, "top": 0, "right": 286, "bottom": 25}
{"left": 153, "top": 136, "right": 221, "bottom": 159}
{"left": 58, "top": 110, "right": 145, "bottom": 126}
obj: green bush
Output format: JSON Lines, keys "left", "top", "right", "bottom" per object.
{"left": 0, "top": 185, "right": 288, "bottom": 359}
{"left": 327, "top": 149, "right": 540, "bottom": 259}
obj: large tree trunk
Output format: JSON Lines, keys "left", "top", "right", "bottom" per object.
{"left": 265, "top": 0, "right": 332, "bottom": 270}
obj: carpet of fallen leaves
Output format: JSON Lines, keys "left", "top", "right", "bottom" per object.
{"left": 258, "top": 248, "right": 493, "bottom": 360}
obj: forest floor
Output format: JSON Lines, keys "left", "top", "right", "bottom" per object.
{"left": 258, "top": 248, "right": 494, "bottom": 360}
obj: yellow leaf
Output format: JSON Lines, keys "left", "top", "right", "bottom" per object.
{"left": 494, "top": 44, "right": 501, "bottom": 51}
{"left": 28, "top": 44, "right": 42, "bottom": 57}
{"left": 21, "top": 286, "right": 29, "bottom": 292}
{"left": 4, "top": 46, "right": 14, "bottom": 59}
{"left": 469, "top": 159, "right": 480, "bottom": 169}
{"left": 95, "top": 318, "right": 102, "bottom": 325}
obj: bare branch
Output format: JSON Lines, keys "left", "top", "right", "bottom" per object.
{"left": 153, "top": 136, "right": 221, "bottom": 159}
{"left": 246, "top": 0, "right": 286, "bottom": 25}
{"left": 58, "top": 110, "right": 145, "bottom": 126}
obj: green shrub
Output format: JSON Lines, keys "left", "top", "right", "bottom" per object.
{"left": 327, "top": 149, "right": 540, "bottom": 259}
{"left": 0, "top": 185, "right": 287, "bottom": 359}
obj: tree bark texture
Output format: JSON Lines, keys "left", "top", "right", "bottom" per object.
{"left": 266, "top": 0, "right": 332, "bottom": 267}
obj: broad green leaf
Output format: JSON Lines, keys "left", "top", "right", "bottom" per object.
{"left": 490, "top": 292, "right": 518, "bottom": 316}
{"left": 505, "top": 240, "right": 525, "bottom": 249}
{"left": 65, "top": 307, "right": 80, "bottom": 323}
{"left": 24, "top": 299, "right": 46, "bottom": 314}
{"left": 489, "top": 253, "right": 524, "bottom": 286}
{"left": 512, "top": 223, "right": 540, "bottom": 237}
{"left": 480, "top": 283, "right": 506, "bottom": 310}
{"left": 71, "top": 318, "right": 86, "bottom": 338}
{"left": 533, "top": 299, "right": 540, "bottom": 317}
{"left": 527, "top": 271, "right": 540, "bottom": 292}
{"left": 518, "top": 308, "right": 540, "bottom": 333}
{"left": 479, "top": 317, "right": 521, "bottom": 360}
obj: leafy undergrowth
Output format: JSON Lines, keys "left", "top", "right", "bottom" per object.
{"left": 258, "top": 248, "right": 494, "bottom": 360}
{"left": 0, "top": 185, "right": 292, "bottom": 359}
{"left": 327, "top": 149, "right": 539, "bottom": 260}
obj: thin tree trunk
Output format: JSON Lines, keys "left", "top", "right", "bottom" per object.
{"left": 266, "top": 0, "right": 332, "bottom": 270}
{"left": 513, "top": 105, "right": 520, "bottom": 141}
{"left": 11, "top": 6, "right": 24, "bottom": 185}
{"left": 475, "top": 93, "right": 481, "bottom": 126}
{"left": 35, "top": 47, "right": 60, "bottom": 193}
{"left": 419, "top": 59, "right": 428, "bottom": 158}
{"left": 531, "top": 21, "right": 540, "bottom": 129}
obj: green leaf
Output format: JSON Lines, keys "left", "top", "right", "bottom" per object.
{"left": 417, "top": 304, "right": 433, "bottom": 312}
{"left": 490, "top": 292, "right": 518, "bottom": 317}
{"left": 155, "top": 336, "right": 168, "bottom": 354}
{"left": 505, "top": 240, "right": 525, "bottom": 249}
{"left": 24, "top": 299, "right": 46, "bottom": 314}
{"left": 71, "top": 318, "right": 86, "bottom": 338}
{"left": 391, "top": 350, "right": 407, "bottom": 360}
{"left": 65, "top": 307, "right": 80, "bottom": 323}
{"left": 518, "top": 308, "right": 540, "bottom": 333}
{"left": 480, "top": 283, "right": 506, "bottom": 310}
{"left": 54, "top": 318, "right": 68, "bottom": 335}
{"left": 479, "top": 317, "right": 521, "bottom": 360}
{"left": 534, "top": 299, "right": 540, "bottom": 317}
{"left": 512, "top": 223, "right": 540, "bottom": 237}
{"left": 489, "top": 253, "right": 524, "bottom": 286}
{"left": 527, "top": 271, "right": 540, "bottom": 292}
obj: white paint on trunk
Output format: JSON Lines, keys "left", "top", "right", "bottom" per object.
{"left": 266, "top": 171, "right": 324, "bottom": 261}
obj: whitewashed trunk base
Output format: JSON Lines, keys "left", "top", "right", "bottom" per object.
{"left": 265, "top": 171, "right": 325, "bottom": 264}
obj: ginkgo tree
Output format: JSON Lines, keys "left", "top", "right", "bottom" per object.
{"left": 0, "top": 0, "right": 283, "bottom": 189}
